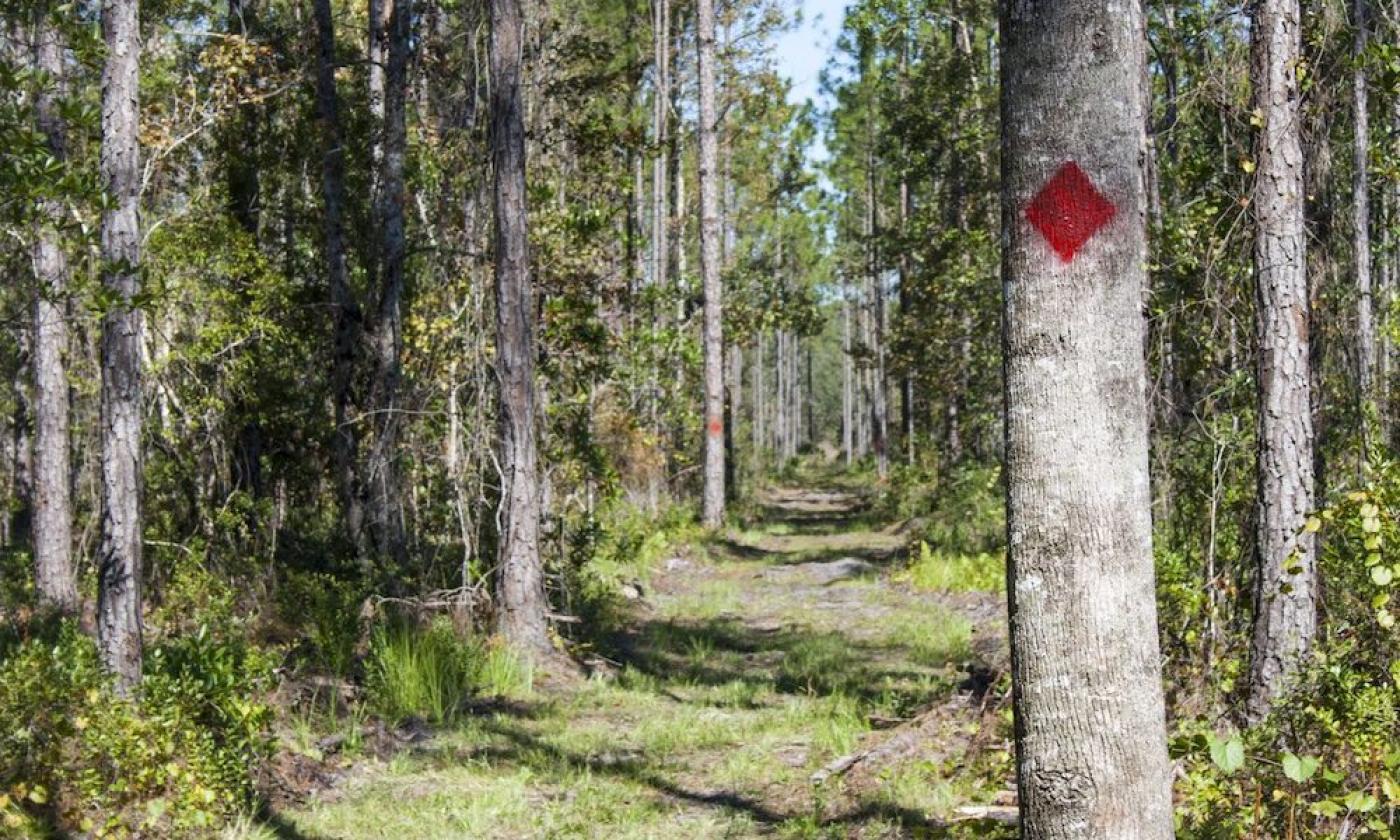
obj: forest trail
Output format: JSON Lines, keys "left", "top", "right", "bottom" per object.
{"left": 279, "top": 480, "right": 1016, "bottom": 839}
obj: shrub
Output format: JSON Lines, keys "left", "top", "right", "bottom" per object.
{"left": 883, "top": 463, "right": 1004, "bottom": 556}
{"left": 1172, "top": 461, "right": 1400, "bottom": 838}
{"left": 0, "top": 620, "right": 274, "bottom": 837}
{"left": 899, "top": 540, "right": 1005, "bottom": 593}
{"left": 278, "top": 571, "right": 365, "bottom": 677}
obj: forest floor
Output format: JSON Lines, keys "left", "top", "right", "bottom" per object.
{"left": 261, "top": 476, "right": 1017, "bottom": 839}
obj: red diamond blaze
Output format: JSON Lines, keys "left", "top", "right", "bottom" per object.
{"left": 1025, "top": 161, "right": 1116, "bottom": 263}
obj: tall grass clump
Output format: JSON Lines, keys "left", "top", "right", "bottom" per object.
{"left": 365, "top": 619, "right": 532, "bottom": 724}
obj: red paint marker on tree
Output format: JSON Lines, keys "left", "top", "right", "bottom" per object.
{"left": 1025, "top": 161, "right": 1116, "bottom": 262}
{"left": 707, "top": 417, "right": 723, "bottom": 437}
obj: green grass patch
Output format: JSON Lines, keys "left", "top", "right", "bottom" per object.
{"left": 366, "top": 620, "right": 532, "bottom": 724}
{"left": 899, "top": 541, "right": 1005, "bottom": 593}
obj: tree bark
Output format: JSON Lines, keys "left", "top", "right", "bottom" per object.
{"left": 312, "top": 0, "right": 367, "bottom": 560}
{"left": 366, "top": 0, "right": 411, "bottom": 566}
{"left": 1246, "top": 0, "right": 1316, "bottom": 722}
{"left": 9, "top": 330, "right": 33, "bottom": 551}
{"left": 753, "top": 332, "right": 765, "bottom": 455}
{"left": 99, "top": 0, "right": 145, "bottom": 696}
{"left": 867, "top": 150, "right": 888, "bottom": 479}
{"left": 1354, "top": 0, "right": 1375, "bottom": 410}
{"left": 697, "top": 0, "right": 724, "bottom": 527}
{"left": 490, "top": 0, "right": 551, "bottom": 653}
{"left": 1000, "top": 1, "right": 1173, "bottom": 836}
{"left": 651, "top": 0, "right": 669, "bottom": 294}
{"left": 31, "top": 11, "right": 78, "bottom": 615}
{"left": 842, "top": 283, "right": 853, "bottom": 466}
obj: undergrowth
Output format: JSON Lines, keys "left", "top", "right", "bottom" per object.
{"left": 0, "top": 557, "right": 274, "bottom": 837}
{"left": 365, "top": 619, "right": 533, "bottom": 723}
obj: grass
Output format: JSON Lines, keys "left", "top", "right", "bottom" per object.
{"left": 269, "top": 482, "right": 1008, "bottom": 839}
{"left": 898, "top": 540, "right": 1006, "bottom": 593}
{"left": 366, "top": 620, "right": 533, "bottom": 724}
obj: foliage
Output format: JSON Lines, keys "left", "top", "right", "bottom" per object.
{"left": 365, "top": 619, "right": 532, "bottom": 724}
{"left": 1171, "top": 460, "right": 1400, "bottom": 838}
{"left": 899, "top": 540, "right": 1005, "bottom": 594}
{"left": 0, "top": 621, "right": 273, "bottom": 837}
{"left": 883, "top": 462, "right": 1005, "bottom": 556}
{"left": 277, "top": 571, "right": 367, "bottom": 677}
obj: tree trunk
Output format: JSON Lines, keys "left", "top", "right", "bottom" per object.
{"left": 490, "top": 0, "right": 550, "bottom": 653}
{"left": 898, "top": 177, "right": 913, "bottom": 466}
{"left": 651, "top": 0, "right": 669, "bottom": 294}
{"left": 1000, "top": 1, "right": 1174, "bottom": 836}
{"left": 99, "top": 0, "right": 145, "bottom": 696}
{"left": 697, "top": 0, "right": 724, "bottom": 527}
{"left": 753, "top": 332, "right": 764, "bottom": 454}
{"left": 31, "top": 12, "right": 78, "bottom": 614}
{"left": 805, "top": 343, "right": 814, "bottom": 450}
{"left": 1246, "top": 0, "right": 1316, "bottom": 722}
{"left": 775, "top": 330, "right": 787, "bottom": 457}
{"left": 868, "top": 156, "right": 888, "bottom": 479}
{"left": 842, "top": 284, "right": 853, "bottom": 466}
{"left": 369, "top": 0, "right": 387, "bottom": 187}
{"left": 1354, "top": 0, "right": 1375, "bottom": 413}
{"left": 9, "top": 330, "right": 33, "bottom": 551}
{"left": 366, "top": 0, "right": 411, "bottom": 566}
{"left": 312, "top": 0, "right": 367, "bottom": 559}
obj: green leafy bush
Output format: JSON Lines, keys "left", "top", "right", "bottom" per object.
{"left": 567, "top": 499, "right": 697, "bottom": 634}
{"left": 0, "top": 621, "right": 274, "bottom": 837}
{"left": 278, "top": 570, "right": 366, "bottom": 677}
{"left": 1173, "top": 462, "right": 1400, "bottom": 838}
{"left": 884, "top": 463, "right": 1004, "bottom": 556}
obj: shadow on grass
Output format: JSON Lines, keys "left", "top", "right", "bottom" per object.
{"left": 257, "top": 806, "right": 331, "bottom": 840}
{"left": 607, "top": 614, "right": 964, "bottom": 714}
{"left": 714, "top": 536, "right": 906, "bottom": 569}
{"left": 406, "top": 716, "right": 996, "bottom": 834}
{"left": 448, "top": 716, "right": 971, "bottom": 836}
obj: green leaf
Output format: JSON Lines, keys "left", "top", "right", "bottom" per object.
{"left": 1381, "top": 775, "right": 1400, "bottom": 803}
{"left": 1343, "top": 790, "right": 1378, "bottom": 812}
{"left": 1210, "top": 735, "right": 1246, "bottom": 774}
{"left": 1282, "top": 753, "right": 1319, "bottom": 783}
{"left": 1309, "top": 799, "right": 1345, "bottom": 818}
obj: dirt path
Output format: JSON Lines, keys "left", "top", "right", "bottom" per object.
{"left": 274, "top": 484, "right": 1015, "bottom": 839}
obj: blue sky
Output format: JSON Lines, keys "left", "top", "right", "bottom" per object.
{"left": 772, "top": 0, "right": 851, "bottom": 163}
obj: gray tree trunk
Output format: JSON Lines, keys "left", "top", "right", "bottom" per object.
{"left": 842, "top": 285, "right": 853, "bottom": 466}
{"left": 99, "top": 0, "right": 145, "bottom": 696}
{"left": 491, "top": 0, "right": 551, "bottom": 653}
{"left": 1000, "top": 1, "right": 1174, "bottom": 836}
{"left": 1246, "top": 0, "right": 1317, "bottom": 722}
{"left": 368, "top": 0, "right": 387, "bottom": 187}
{"left": 1354, "top": 0, "right": 1375, "bottom": 407}
{"left": 367, "top": 0, "right": 411, "bottom": 566}
{"left": 867, "top": 153, "right": 888, "bottom": 479}
{"left": 312, "top": 0, "right": 367, "bottom": 559}
{"left": 697, "top": 0, "right": 724, "bottom": 527}
{"left": 9, "top": 330, "right": 33, "bottom": 550}
{"left": 651, "top": 0, "right": 669, "bottom": 294}
{"left": 31, "top": 12, "right": 78, "bottom": 614}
